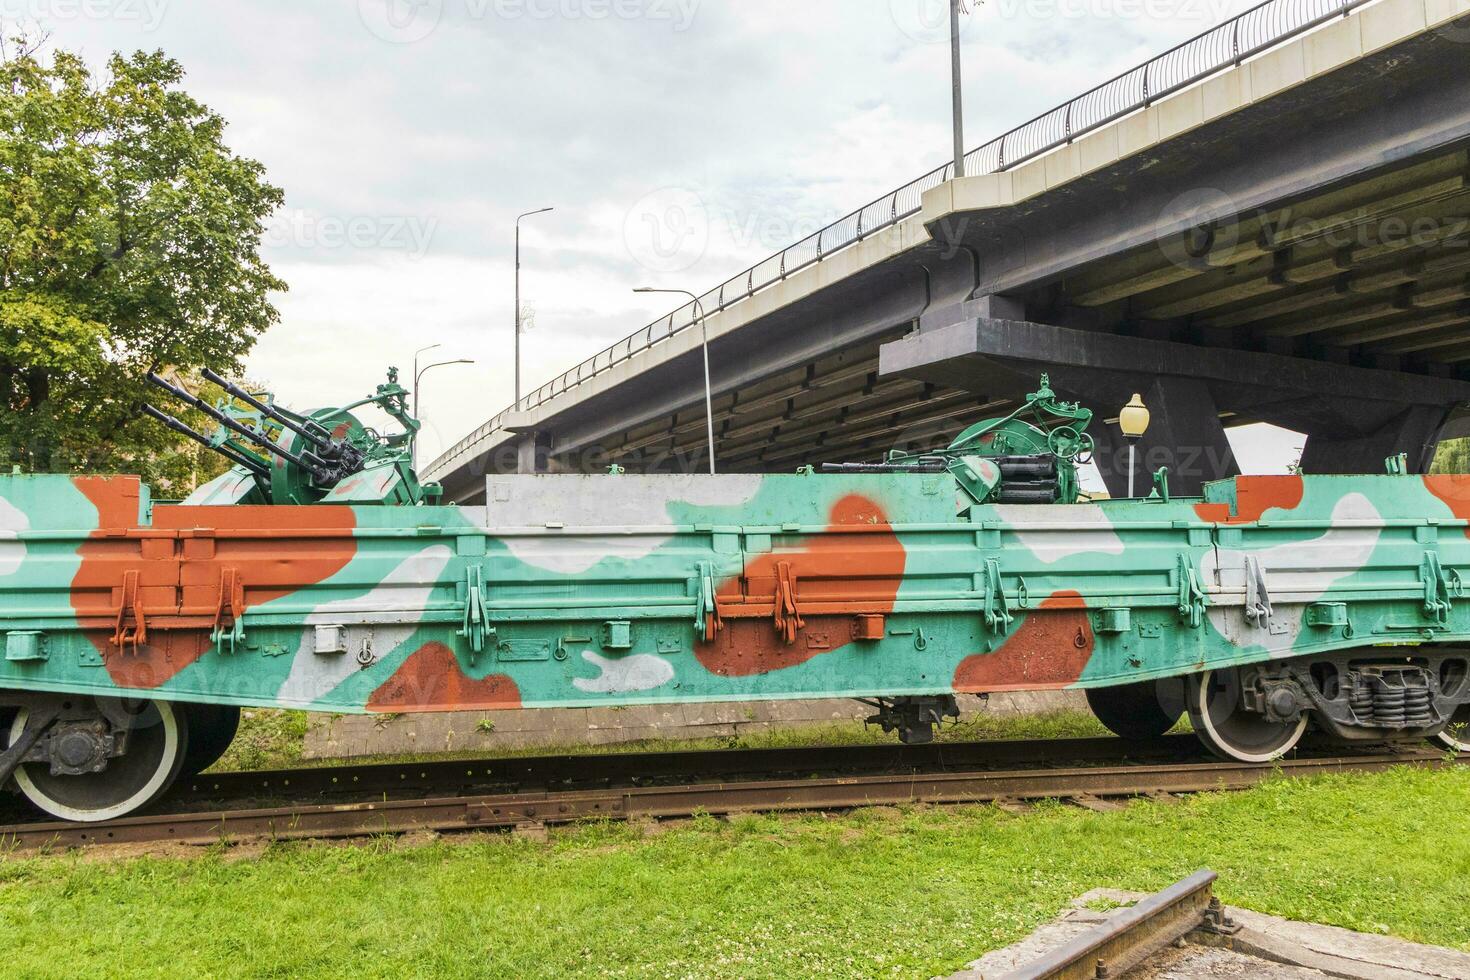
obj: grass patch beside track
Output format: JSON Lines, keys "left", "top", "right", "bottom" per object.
{"left": 1, "top": 764, "right": 1466, "bottom": 978}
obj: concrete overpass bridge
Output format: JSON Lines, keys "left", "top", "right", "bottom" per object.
{"left": 427, "top": 0, "right": 1470, "bottom": 504}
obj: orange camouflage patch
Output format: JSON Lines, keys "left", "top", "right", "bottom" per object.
{"left": 368, "top": 641, "right": 522, "bottom": 712}
{"left": 696, "top": 494, "right": 906, "bottom": 677}
{"left": 952, "top": 591, "right": 1094, "bottom": 692}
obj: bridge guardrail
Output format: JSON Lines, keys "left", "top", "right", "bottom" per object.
{"left": 429, "top": 0, "right": 1378, "bottom": 477}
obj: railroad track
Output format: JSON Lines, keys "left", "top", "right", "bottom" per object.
{"left": 0, "top": 737, "right": 1455, "bottom": 851}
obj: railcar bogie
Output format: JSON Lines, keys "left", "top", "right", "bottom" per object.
{"left": 4, "top": 696, "right": 188, "bottom": 822}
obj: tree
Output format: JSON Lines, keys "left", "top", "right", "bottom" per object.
{"left": 1432, "top": 438, "right": 1470, "bottom": 474}
{"left": 0, "top": 32, "right": 285, "bottom": 489}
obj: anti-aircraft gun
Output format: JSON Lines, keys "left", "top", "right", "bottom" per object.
{"left": 822, "top": 374, "right": 1095, "bottom": 507}
{"left": 142, "top": 367, "right": 440, "bottom": 506}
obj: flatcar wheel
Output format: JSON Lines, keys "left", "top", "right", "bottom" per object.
{"left": 8, "top": 698, "right": 189, "bottom": 823}
{"left": 1187, "top": 667, "right": 1306, "bottom": 763}
{"left": 179, "top": 703, "right": 241, "bottom": 777}
{"left": 1435, "top": 704, "right": 1470, "bottom": 752}
{"left": 1085, "top": 680, "right": 1183, "bottom": 739}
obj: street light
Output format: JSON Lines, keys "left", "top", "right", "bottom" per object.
{"left": 1119, "top": 392, "right": 1151, "bottom": 498}
{"left": 634, "top": 287, "right": 716, "bottom": 476}
{"left": 950, "top": 0, "right": 966, "bottom": 179}
{"left": 412, "top": 357, "right": 476, "bottom": 470}
{"left": 412, "top": 344, "right": 441, "bottom": 411}
{"left": 515, "top": 207, "right": 554, "bottom": 405}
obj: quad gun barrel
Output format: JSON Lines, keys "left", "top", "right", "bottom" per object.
{"left": 141, "top": 367, "right": 436, "bottom": 506}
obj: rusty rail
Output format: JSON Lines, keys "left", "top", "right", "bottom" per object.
{"left": 1, "top": 745, "right": 1452, "bottom": 852}
{"left": 1000, "top": 869, "right": 1224, "bottom": 979}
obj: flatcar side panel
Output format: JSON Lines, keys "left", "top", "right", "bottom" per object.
{"left": 0, "top": 472, "right": 1468, "bottom": 713}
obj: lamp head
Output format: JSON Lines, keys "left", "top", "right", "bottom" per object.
{"left": 1119, "top": 393, "right": 1150, "bottom": 439}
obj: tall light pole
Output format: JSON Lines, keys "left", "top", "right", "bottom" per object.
{"left": 412, "top": 343, "right": 441, "bottom": 410}
{"left": 412, "top": 357, "right": 475, "bottom": 470}
{"left": 950, "top": 0, "right": 966, "bottom": 178}
{"left": 634, "top": 287, "right": 716, "bottom": 475}
{"left": 515, "top": 207, "right": 554, "bottom": 405}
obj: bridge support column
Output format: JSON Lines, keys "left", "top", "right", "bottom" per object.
{"left": 513, "top": 431, "right": 554, "bottom": 474}
{"left": 1299, "top": 404, "right": 1449, "bottom": 475}
{"left": 916, "top": 250, "right": 994, "bottom": 333}
{"left": 1088, "top": 377, "right": 1238, "bottom": 498}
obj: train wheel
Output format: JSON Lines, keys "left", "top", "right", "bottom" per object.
{"left": 1085, "top": 679, "right": 1183, "bottom": 739}
{"left": 1187, "top": 667, "right": 1306, "bottom": 763}
{"left": 8, "top": 698, "right": 189, "bottom": 822}
{"left": 1435, "top": 704, "right": 1470, "bottom": 752}
{"left": 179, "top": 703, "right": 241, "bottom": 777}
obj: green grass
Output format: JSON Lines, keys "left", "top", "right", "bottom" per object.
{"left": 2, "top": 765, "right": 1466, "bottom": 978}
{"left": 213, "top": 709, "right": 311, "bottom": 772}
{"left": 209, "top": 707, "right": 1112, "bottom": 773}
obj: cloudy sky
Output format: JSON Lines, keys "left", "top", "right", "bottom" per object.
{"left": 18, "top": 0, "right": 1301, "bottom": 472}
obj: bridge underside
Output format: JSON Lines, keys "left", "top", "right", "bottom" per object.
{"left": 883, "top": 23, "right": 1470, "bottom": 496}
{"left": 436, "top": 17, "right": 1470, "bottom": 504}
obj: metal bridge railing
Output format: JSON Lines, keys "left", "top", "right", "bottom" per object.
{"left": 429, "top": 0, "right": 1378, "bottom": 476}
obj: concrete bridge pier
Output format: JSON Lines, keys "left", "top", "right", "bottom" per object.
{"left": 1086, "top": 377, "right": 1240, "bottom": 498}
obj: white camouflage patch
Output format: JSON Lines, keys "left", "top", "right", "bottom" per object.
{"left": 571, "top": 650, "right": 675, "bottom": 694}
{"left": 277, "top": 544, "right": 455, "bottom": 706}
{"left": 993, "top": 503, "right": 1125, "bottom": 564}
{"left": 1203, "top": 493, "right": 1383, "bottom": 654}
{"left": 490, "top": 474, "right": 764, "bottom": 574}
{"left": 0, "top": 495, "right": 29, "bottom": 578}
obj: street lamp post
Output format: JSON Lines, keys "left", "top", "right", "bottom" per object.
{"left": 950, "top": 0, "right": 965, "bottom": 179}
{"left": 515, "top": 207, "right": 554, "bottom": 405}
{"left": 1119, "top": 392, "right": 1151, "bottom": 498}
{"left": 412, "top": 357, "right": 475, "bottom": 470}
{"left": 634, "top": 287, "right": 716, "bottom": 476}
{"left": 412, "top": 344, "right": 441, "bottom": 414}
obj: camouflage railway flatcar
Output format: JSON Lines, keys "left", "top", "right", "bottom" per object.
{"left": 1, "top": 373, "right": 1468, "bottom": 822}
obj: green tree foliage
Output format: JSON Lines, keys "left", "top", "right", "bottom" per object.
{"left": 1432, "top": 437, "right": 1470, "bottom": 474}
{"left": 0, "top": 34, "right": 285, "bottom": 491}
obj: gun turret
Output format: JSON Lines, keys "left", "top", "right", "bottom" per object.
{"left": 143, "top": 368, "right": 438, "bottom": 507}
{"left": 826, "top": 374, "right": 1095, "bottom": 509}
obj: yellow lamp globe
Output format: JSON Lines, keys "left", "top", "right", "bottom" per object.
{"left": 1119, "top": 393, "right": 1150, "bottom": 439}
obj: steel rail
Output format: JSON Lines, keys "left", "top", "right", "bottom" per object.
{"left": 1000, "top": 869, "right": 1222, "bottom": 980}
{"left": 1, "top": 746, "right": 1452, "bottom": 851}
{"left": 428, "top": 0, "right": 1387, "bottom": 478}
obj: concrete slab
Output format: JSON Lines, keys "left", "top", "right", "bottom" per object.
{"left": 1223, "top": 906, "right": 1470, "bottom": 980}
{"left": 303, "top": 692, "right": 1088, "bottom": 759}
{"left": 945, "top": 887, "right": 1470, "bottom": 980}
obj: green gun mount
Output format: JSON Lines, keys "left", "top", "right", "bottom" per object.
{"left": 822, "top": 375, "right": 1094, "bottom": 507}
{"left": 143, "top": 367, "right": 440, "bottom": 506}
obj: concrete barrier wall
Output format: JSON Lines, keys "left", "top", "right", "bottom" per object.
{"left": 304, "top": 691, "right": 1089, "bottom": 759}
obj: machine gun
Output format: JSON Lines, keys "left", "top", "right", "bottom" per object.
{"left": 143, "top": 368, "right": 439, "bottom": 506}
{"left": 822, "top": 375, "right": 1094, "bottom": 506}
